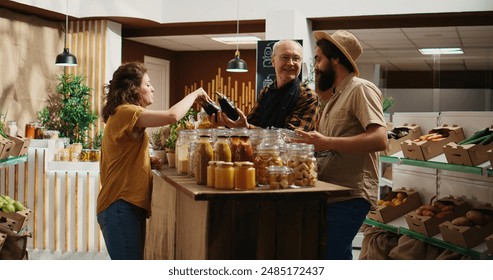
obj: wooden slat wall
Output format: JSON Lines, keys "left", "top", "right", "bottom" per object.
{"left": 184, "top": 68, "right": 256, "bottom": 115}
{"left": 65, "top": 20, "right": 107, "bottom": 147}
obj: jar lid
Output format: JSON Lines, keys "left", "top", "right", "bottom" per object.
{"left": 216, "top": 161, "right": 234, "bottom": 167}
{"left": 208, "top": 160, "right": 220, "bottom": 166}
{"left": 234, "top": 161, "right": 254, "bottom": 167}
{"left": 267, "top": 165, "right": 292, "bottom": 174}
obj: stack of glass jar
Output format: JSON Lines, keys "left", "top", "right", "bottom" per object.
{"left": 177, "top": 127, "right": 317, "bottom": 190}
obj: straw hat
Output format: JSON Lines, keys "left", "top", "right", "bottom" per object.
{"left": 314, "top": 30, "right": 362, "bottom": 76}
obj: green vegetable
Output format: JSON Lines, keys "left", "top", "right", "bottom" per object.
{"left": 458, "top": 127, "right": 491, "bottom": 145}
{"left": 460, "top": 134, "right": 490, "bottom": 145}
{"left": 480, "top": 132, "right": 493, "bottom": 145}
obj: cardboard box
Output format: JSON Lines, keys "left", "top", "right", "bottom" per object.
{"left": 488, "top": 149, "right": 493, "bottom": 167}
{"left": 0, "top": 136, "right": 15, "bottom": 160}
{"left": 368, "top": 188, "right": 422, "bottom": 223}
{"left": 486, "top": 233, "right": 493, "bottom": 255}
{"left": 443, "top": 142, "right": 493, "bottom": 166}
{"left": 0, "top": 231, "right": 6, "bottom": 252}
{"left": 382, "top": 124, "right": 422, "bottom": 156}
{"left": 0, "top": 208, "right": 32, "bottom": 232}
{"left": 405, "top": 196, "right": 471, "bottom": 237}
{"left": 0, "top": 215, "right": 18, "bottom": 232}
{"left": 439, "top": 205, "right": 493, "bottom": 249}
{"left": 7, "top": 135, "right": 30, "bottom": 157}
{"left": 401, "top": 124, "right": 465, "bottom": 161}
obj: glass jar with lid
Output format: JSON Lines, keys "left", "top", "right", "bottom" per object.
{"left": 286, "top": 143, "right": 317, "bottom": 187}
{"left": 195, "top": 134, "right": 213, "bottom": 185}
{"left": 175, "top": 129, "right": 197, "bottom": 174}
{"left": 215, "top": 161, "right": 234, "bottom": 190}
{"left": 6, "top": 121, "right": 18, "bottom": 136}
{"left": 254, "top": 144, "right": 283, "bottom": 187}
{"left": 214, "top": 134, "right": 232, "bottom": 162}
{"left": 25, "top": 121, "right": 37, "bottom": 139}
{"left": 234, "top": 134, "right": 254, "bottom": 162}
{"left": 267, "top": 166, "right": 294, "bottom": 189}
{"left": 234, "top": 161, "right": 256, "bottom": 190}
{"left": 229, "top": 127, "right": 248, "bottom": 162}
{"left": 188, "top": 141, "right": 197, "bottom": 178}
{"left": 207, "top": 160, "right": 219, "bottom": 188}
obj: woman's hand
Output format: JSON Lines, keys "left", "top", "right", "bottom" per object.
{"left": 193, "top": 87, "right": 213, "bottom": 104}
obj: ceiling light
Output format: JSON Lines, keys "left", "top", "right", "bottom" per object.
{"left": 226, "top": 0, "right": 248, "bottom": 73}
{"left": 55, "top": 0, "right": 77, "bottom": 66}
{"left": 212, "top": 36, "right": 260, "bottom": 45}
{"left": 419, "top": 48, "right": 464, "bottom": 55}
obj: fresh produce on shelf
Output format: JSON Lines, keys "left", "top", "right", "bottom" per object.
{"left": 451, "top": 209, "right": 493, "bottom": 227}
{"left": 0, "top": 195, "right": 25, "bottom": 213}
{"left": 457, "top": 126, "right": 493, "bottom": 145}
{"left": 377, "top": 191, "right": 408, "bottom": 207}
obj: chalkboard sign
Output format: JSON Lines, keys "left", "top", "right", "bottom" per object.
{"left": 255, "top": 39, "right": 303, "bottom": 97}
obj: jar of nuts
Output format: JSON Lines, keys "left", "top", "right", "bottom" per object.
{"left": 254, "top": 144, "right": 283, "bottom": 187}
{"left": 267, "top": 166, "right": 293, "bottom": 189}
{"left": 286, "top": 143, "right": 317, "bottom": 187}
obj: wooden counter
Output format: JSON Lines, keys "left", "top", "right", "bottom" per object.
{"left": 144, "top": 166, "right": 352, "bottom": 260}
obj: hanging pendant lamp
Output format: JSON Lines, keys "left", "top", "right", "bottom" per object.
{"left": 226, "top": 0, "right": 247, "bottom": 73}
{"left": 55, "top": 0, "right": 77, "bottom": 66}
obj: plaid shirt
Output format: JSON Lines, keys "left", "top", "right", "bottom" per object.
{"left": 248, "top": 80, "right": 320, "bottom": 131}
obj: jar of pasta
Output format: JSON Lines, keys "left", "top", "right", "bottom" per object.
{"left": 215, "top": 161, "right": 234, "bottom": 190}
{"left": 234, "top": 161, "right": 255, "bottom": 190}
{"left": 254, "top": 144, "right": 282, "bottom": 187}
{"left": 267, "top": 166, "right": 294, "bottom": 189}
{"left": 286, "top": 143, "right": 317, "bottom": 187}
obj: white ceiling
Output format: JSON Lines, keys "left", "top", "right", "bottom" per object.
{"left": 128, "top": 25, "right": 493, "bottom": 71}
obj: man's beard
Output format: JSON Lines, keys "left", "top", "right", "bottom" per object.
{"left": 316, "top": 67, "right": 335, "bottom": 92}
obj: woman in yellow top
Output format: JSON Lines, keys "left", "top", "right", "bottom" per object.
{"left": 97, "top": 62, "right": 210, "bottom": 260}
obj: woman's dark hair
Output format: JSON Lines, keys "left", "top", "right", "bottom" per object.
{"left": 102, "top": 62, "right": 147, "bottom": 122}
{"left": 316, "top": 39, "right": 354, "bottom": 73}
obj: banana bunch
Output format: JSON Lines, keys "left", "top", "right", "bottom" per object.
{"left": 0, "top": 195, "right": 25, "bottom": 213}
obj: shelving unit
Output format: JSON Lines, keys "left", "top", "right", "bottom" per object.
{"left": 364, "top": 217, "right": 492, "bottom": 260}
{"left": 380, "top": 151, "right": 492, "bottom": 177}
{"left": 0, "top": 155, "right": 28, "bottom": 168}
{"left": 369, "top": 148, "right": 493, "bottom": 260}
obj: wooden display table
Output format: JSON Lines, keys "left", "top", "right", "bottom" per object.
{"left": 144, "top": 166, "right": 351, "bottom": 260}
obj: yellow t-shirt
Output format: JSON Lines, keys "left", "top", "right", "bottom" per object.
{"left": 97, "top": 104, "right": 152, "bottom": 215}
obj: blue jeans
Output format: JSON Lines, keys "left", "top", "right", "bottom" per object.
{"left": 97, "top": 199, "right": 147, "bottom": 260}
{"left": 325, "top": 198, "right": 370, "bottom": 260}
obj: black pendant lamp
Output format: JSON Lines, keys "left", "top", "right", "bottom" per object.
{"left": 55, "top": 0, "right": 77, "bottom": 66}
{"left": 226, "top": 0, "right": 247, "bottom": 73}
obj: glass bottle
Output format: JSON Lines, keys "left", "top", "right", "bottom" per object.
{"left": 197, "top": 98, "right": 221, "bottom": 121}
{"left": 234, "top": 161, "right": 256, "bottom": 190}
{"left": 216, "top": 91, "right": 239, "bottom": 121}
{"left": 195, "top": 135, "right": 213, "bottom": 185}
{"left": 215, "top": 161, "right": 234, "bottom": 190}
{"left": 229, "top": 127, "right": 248, "bottom": 162}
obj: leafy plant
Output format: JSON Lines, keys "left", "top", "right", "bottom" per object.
{"left": 38, "top": 74, "right": 98, "bottom": 148}
{"left": 164, "top": 108, "right": 197, "bottom": 152}
{"left": 383, "top": 96, "right": 395, "bottom": 113}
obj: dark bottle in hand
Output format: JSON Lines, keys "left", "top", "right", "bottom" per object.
{"left": 198, "top": 98, "right": 220, "bottom": 120}
{"left": 216, "top": 91, "right": 239, "bottom": 121}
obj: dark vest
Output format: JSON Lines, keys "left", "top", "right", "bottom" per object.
{"left": 249, "top": 78, "right": 301, "bottom": 129}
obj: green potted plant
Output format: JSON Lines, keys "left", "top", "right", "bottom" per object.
{"left": 38, "top": 74, "right": 98, "bottom": 149}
